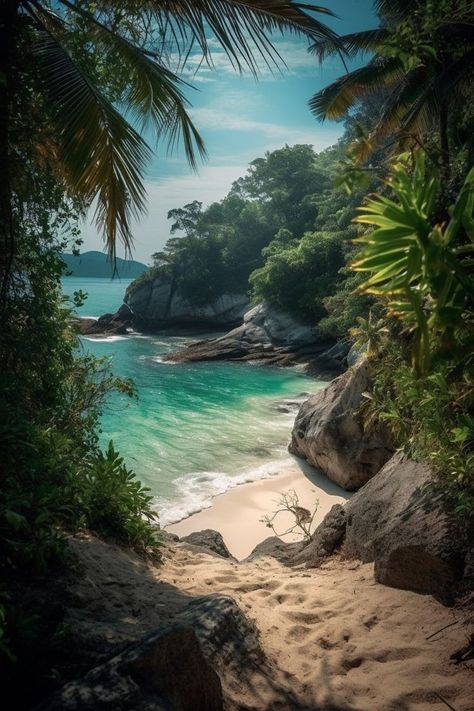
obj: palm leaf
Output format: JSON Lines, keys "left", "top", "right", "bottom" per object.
{"left": 32, "top": 25, "right": 151, "bottom": 259}
{"left": 309, "top": 56, "right": 404, "bottom": 120}
{"left": 309, "top": 28, "right": 390, "bottom": 63}
{"left": 58, "top": 0, "right": 206, "bottom": 169}
{"left": 148, "top": 0, "right": 339, "bottom": 74}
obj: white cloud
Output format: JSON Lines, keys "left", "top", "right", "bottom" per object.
{"left": 190, "top": 105, "right": 341, "bottom": 152}
{"left": 171, "top": 36, "right": 339, "bottom": 83}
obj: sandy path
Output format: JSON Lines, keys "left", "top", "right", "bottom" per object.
{"left": 160, "top": 544, "right": 474, "bottom": 711}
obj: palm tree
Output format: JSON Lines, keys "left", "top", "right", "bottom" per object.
{"left": 308, "top": 0, "right": 474, "bottom": 173}
{"left": 0, "top": 0, "right": 337, "bottom": 279}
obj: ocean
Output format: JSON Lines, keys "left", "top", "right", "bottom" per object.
{"left": 62, "top": 277, "right": 322, "bottom": 526}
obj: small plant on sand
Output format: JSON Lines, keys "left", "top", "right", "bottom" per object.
{"left": 261, "top": 490, "right": 319, "bottom": 541}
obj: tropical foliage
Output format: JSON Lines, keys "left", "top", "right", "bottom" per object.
{"left": 353, "top": 153, "right": 474, "bottom": 374}
{"left": 309, "top": 0, "right": 474, "bottom": 180}
{"left": 0, "top": 0, "right": 336, "bottom": 262}
{"left": 132, "top": 141, "right": 371, "bottom": 328}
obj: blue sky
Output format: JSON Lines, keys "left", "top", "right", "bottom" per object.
{"left": 81, "top": 0, "right": 378, "bottom": 263}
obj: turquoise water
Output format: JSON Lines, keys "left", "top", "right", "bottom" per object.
{"left": 62, "top": 276, "right": 132, "bottom": 316}
{"left": 63, "top": 278, "right": 321, "bottom": 524}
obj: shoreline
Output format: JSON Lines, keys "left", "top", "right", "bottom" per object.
{"left": 167, "top": 456, "right": 350, "bottom": 560}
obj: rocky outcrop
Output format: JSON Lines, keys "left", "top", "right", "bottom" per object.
{"left": 165, "top": 302, "right": 341, "bottom": 376}
{"left": 38, "top": 624, "right": 223, "bottom": 711}
{"left": 180, "top": 529, "right": 235, "bottom": 560}
{"left": 292, "top": 453, "right": 471, "bottom": 603}
{"left": 125, "top": 274, "right": 249, "bottom": 330}
{"left": 78, "top": 304, "right": 134, "bottom": 337}
{"left": 344, "top": 454, "right": 469, "bottom": 603}
{"left": 289, "top": 360, "right": 393, "bottom": 490}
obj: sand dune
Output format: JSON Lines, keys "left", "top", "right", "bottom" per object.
{"left": 161, "top": 544, "right": 474, "bottom": 710}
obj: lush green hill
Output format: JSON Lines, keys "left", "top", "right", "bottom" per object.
{"left": 62, "top": 251, "right": 148, "bottom": 278}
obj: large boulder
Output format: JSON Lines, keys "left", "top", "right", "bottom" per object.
{"left": 289, "top": 454, "right": 471, "bottom": 602}
{"left": 344, "top": 454, "right": 469, "bottom": 603}
{"left": 125, "top": 274, "right": 249, "bottom": 330}
{"left": 289, "top": 360, "right": 393, "bottom": 490}
{"left": 37, "top": 624, "right": 223, "bottom": 710}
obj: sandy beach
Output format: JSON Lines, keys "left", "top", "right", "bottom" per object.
{"left": 167, "top": 456, "right": 350, "bottom": 559}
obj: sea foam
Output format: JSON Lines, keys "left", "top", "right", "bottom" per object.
{"left": 156, "top": 456, "right": 296, "bottom": 526}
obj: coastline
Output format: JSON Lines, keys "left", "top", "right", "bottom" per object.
{"left": 167, "top": 456, "right": 350, "bottom": 560}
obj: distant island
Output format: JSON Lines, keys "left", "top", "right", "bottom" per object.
{"left": 62, "top": 250, "right": 148, "bottom": 278}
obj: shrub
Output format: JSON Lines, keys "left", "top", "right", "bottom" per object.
{"left": 78, "top": 442, "right": 161, "bottom": 554}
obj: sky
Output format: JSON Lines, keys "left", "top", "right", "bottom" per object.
{"left": 80, "top": 0, "right": 378, "bottom": 264}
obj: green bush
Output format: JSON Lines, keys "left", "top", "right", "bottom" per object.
{"left": 78, "top": 442, "right": 160, "bottom": 554}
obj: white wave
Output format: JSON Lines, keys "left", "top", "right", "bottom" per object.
{"left": 155, "top": 456, "right": 296, "bottom": 527}
{"left": 82, "top": 335, "right": 128, "bottom": 343}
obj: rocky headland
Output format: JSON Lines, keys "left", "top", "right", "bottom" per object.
{"left": 125, "top": 273, "right": 250, "bottom": 331}
{"left": 77, "top": 268, "right": 363, "bottom": 376}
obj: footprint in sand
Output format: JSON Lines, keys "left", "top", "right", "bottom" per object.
{"left": 283, "top": 610, "right": 323, "bottom": 625}
{"left": 286, "top": 624, "right": 313, "bottom": 642}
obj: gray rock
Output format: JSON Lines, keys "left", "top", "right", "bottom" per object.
{"left": 180, "top": 530, "right": 234, "bottom": 560}
{"left": 244, "top": 536, "right": 305, "bottom": 564}
{"left": 347, "top": 342, "right": 367, "bottom": 367}
{"left": 289, "top": 360, "right": 393, "bottom": 490}
{"left": 344, "top": 454, "right": 469, "bottom": 602}
{"left": 37, "top": 624, "right": 223, "bottom": 710}
{"left": 292, "top": 504, "right": 347, "bottom": 567}
{"left": 125, "top": 274, "right": 249, "bottom": 330}
{"left": 165, "top": 301, "right": 339, "bottom": 375}
{"left": 319, "top": 340, "right": 351, "bottom": 365}
{"left": 180, "top": 595, "right": 263, "bottom": 669}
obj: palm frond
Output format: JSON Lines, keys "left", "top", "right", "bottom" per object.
{"left": 32, "top": 24, "right": 151, "bottom": 258}
{"left": 147, "top": 1, "right": 339, "bottom": 75}
{"left": 57, "top": 0, "right": 207, "bottom": 169}
{"left": 373, "top": 0, "right": 421, "bottom": 22}
{"left": 309, "top": 56, "right": 404, "bottom": 120}
{"left": 309, "top": 28, "right": 390, "bottom": 63}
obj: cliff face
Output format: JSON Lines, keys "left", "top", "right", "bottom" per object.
{"left": 125, "top": 275, "right": 249, "bottom": 330}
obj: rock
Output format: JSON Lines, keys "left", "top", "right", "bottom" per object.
{"left": 319, "top": 340, "right": 351, "bottom": 366}
{"left": 77, "top": 305, "right": 133, "bottom": 337}
{"left": 289, "top": 360, "right": 393, "bottom": 490}
{"left": 292, "top": 504, "right": 347, "bottom": 567}
{"left": 37, "top": 624, "right": 223, "bottom": 710}
{"left": 78, "top": 316, "right": 129, "bottom": 336}
{"left": 165, "top": 301, "right": 340, "bottom": 376}
{"left": 114, "top": 303, "right": 133, "bottom": 322}
{"left": 347, "top": 342, "right": 367, "bottom": 367}
{"left": 244, "top": 536, "right": 305, "bottom": 564}
{"left": 125, "top": 274, "right": 249, "bottom": 330}
{"left": 271, "top": 396, "right": 308, "bottom": 414}
{"left": 180, "top": 595, "right": 263, "bottom": 669}
{"left": 344, "top": 454, "right": 470, "bottom": 602}
{"left": 180, "top": 530, "right": 234, "bottom": 560}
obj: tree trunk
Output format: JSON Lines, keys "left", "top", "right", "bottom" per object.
{"left": 0, "top": 0, "right": 19, "bottom": 309}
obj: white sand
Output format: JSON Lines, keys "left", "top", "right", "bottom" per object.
{"left": 160, "top": 544, "right": 474, "bottom": 710}
{"left": 167, "top": 458, "right": 350, "bottom": 559}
